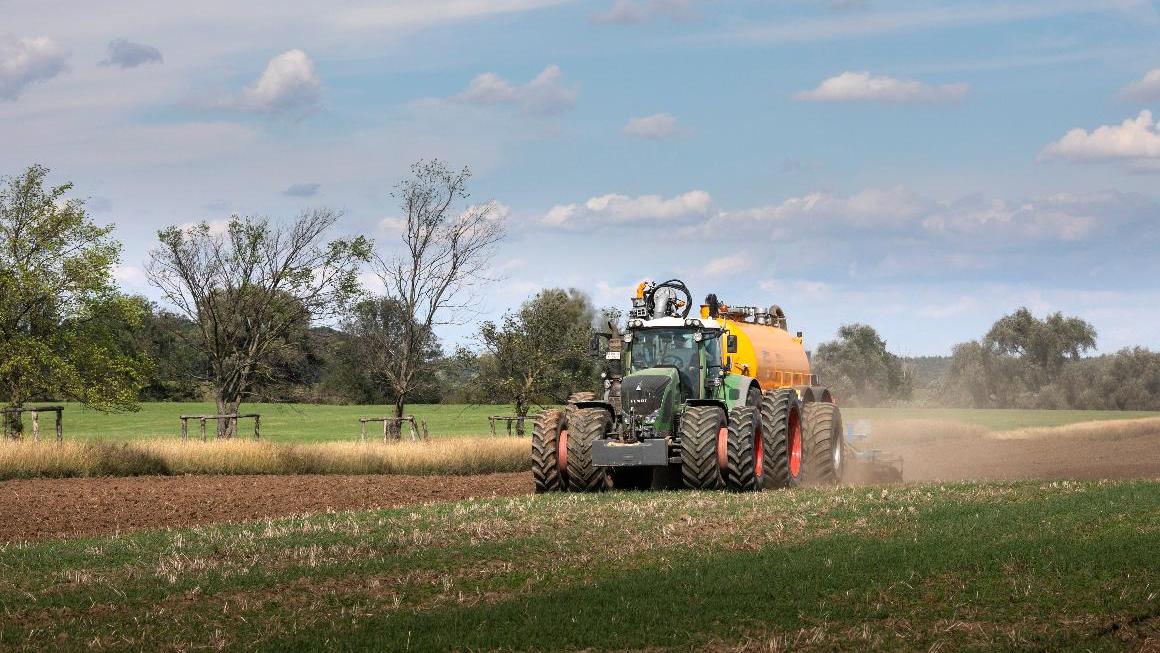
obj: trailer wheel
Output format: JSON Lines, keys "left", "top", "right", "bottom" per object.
{"left": 566, "top": 408, "right": 610, "bottom": 492}
{"left": 531, "top": 410, "right": 566, "bottom": 493}
{"left": 680, "top": 405, "right": 726, "bottom": 490}
{"left": 760, "top": 389, "right": 804, "bottom": 489}
{"left": 802, "top": 402, "right": 844, "bottom": 485}
{"left": 725, "top": 406, "right": 762, "bottom": 492}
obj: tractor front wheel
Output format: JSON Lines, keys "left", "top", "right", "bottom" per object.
{"left": 566, "top": 408, "right": 610, "bottom": 492}
{"left": 681, "top": 405, "right": 726, "bottom": 490}
{"left": 725, "top": 406, "right": 762, "bottom": 492}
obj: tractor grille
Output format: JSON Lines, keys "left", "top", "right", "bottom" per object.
{"left": 621, "top": 374, "right": 670, "bottom": 419}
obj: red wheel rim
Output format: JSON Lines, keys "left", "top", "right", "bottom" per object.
{"left": 558, "top": 428, "right": 569, "bottom": 475}
{"left": 716, "top": 425, "right": 728, "bottom": 470}
{"left": 754, "top": 419, "right": 764, "bottom": 478}
{"left": 788, "top": 407, "right": 802, "bottom": 478}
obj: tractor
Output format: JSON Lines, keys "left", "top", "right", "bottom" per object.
{"left": 532, "top": 278, "right": 848, "bottom": 492}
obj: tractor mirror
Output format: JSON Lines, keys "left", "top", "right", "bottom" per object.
{"left": 726, "top": 335, "right": 738, "bottom": 354}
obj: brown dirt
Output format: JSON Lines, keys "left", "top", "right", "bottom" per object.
{"left": 868, "top": 418, "right": 1160, "bottom": 483}
{"left": 0, "top": 472, "right": 531, "bottom": 542}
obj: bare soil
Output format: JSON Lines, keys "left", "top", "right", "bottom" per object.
{"left": 0, "top": 472, "right": 530, "bottom": 542}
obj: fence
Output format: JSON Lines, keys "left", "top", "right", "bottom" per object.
{"left": 488, "top": 414, "right": 539, "bottom": 436}
{"left": 180, "top": 413, "right": 261, "bottom": 441}
{"left": 1, "top": 405, "right": 64, "bottom": 442}
{"left": 359, "top": 415, "right": 429, "bottom": 442}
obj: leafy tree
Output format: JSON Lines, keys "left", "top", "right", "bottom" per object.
{"left": 373, "top": 160, "right": 505, "bottom": 418}
{"left": 476, "top": 288, "right": 598, "bottom": 432}
{"left": 147, "top": 212, "right": 371, "bottom": 436}
{"left": 0, "top": 165, "right": 149, "bottom": 433}
{"left": 813, "top": 323, "right": 910, "bottom": 406}
{"left": 336, "top": 297, "right": 445, "bottom": 405}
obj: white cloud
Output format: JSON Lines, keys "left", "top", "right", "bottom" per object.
{"left": 542, "top": 190, "right": 712, "bottom": 228}
{"left": 282, "top": 182, "right": 320, "bottom": 197}
{"left": 700, "top": 254, "right": 752, "bottom": 278}
{"left": 100, "top": 39, "right": 163, "bottom": 68}
{"left": 227, "top": 49, "right": 321, "bottom": 115}
{"left": 725, "top": 186, "right": 926, "bottom": 229}
{"left": 1040, "top": 110, "right": 1160, "bottom": 162}
{"left": 921, "top": 195, "right": 1099, "bottom": 241}
{"left": 622, "top": 112, "right": 680, "bottom": 139}
{"left": 0, "top": 36, "right": 68, "bottom": 100}
{"left": 454, "top": 65, "right": 578, "bottom": 115}
{"left": 795, "top": 71, "right": 968, "bottom": 103}
{"left": 592, "top": 0, "right": 697, "bottom": 24}
{"left": 1120, "top": 68, "right": 1160, "bottom": 102}
{"left": 112, "top": 265, "right": 147, "bottom": 286}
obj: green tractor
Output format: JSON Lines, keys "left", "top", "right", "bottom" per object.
{"left": 532, "top": 279, "right": 849, "bottom": 492}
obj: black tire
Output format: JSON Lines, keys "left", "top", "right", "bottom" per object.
{"left": 802, "top": 402, "right": 844, "bottom": 485}
{"left": 680, "top": 405, "right": 725, "bottom": 490}
{"left": 531, "top": 410, "right": 565, "bottom": 493}
{"left": 761, "top": 389, "right": 804, "bottom": 490}
{"left": 725, "top": 406, "right": 762, "bottom": 492}
{"left": 566, "top": 408, "right": 610, "bottom": 492}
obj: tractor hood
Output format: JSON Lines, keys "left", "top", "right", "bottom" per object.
{"left": 621, "top": 367, "right": 680, "bottom": 436}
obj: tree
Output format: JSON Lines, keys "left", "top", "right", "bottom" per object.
{"left": 476, "top": 288, "right": 598, "bottom": 432}
{"left": 147, "top": 212, "right": 371, "bottom": 436}
{"left": 813, "top": 323, "right": 910, "bottom": 406}
{"left": 336, "top": 297, "right": 445, "bottom": 405}
{"left": 0, "top": 165, "right": 149, "bottom": 433}
{"left": 373, "top": 160, "right": 505, "bottom": 418}
{"left": 984, "top": 308, "right": 1096, "bottom": 380}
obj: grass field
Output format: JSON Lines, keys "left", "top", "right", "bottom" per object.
{"left": 1, "top": 481, "right": 1156, "bottom": 651}
{"left": 11, "top": 402, "right": 1160, "bottom": 443}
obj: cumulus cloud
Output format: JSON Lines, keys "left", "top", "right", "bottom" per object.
{"left": 700, "top": 254, "right": 752, "bottom": 278}
{"left": 454, "top": 65, "right": 578, "bottom": 115}
{"left": 921, "top": 194, "right": 1102, "bottom": 242}
{"left": 724, "top": 186, "right": 926, "bottom": 230}
{"left": 795, "top": 71, "right": 968, "bottom": 103}
{"left": 0, "top": 36, "right": 68, "bottom": 100}
{"left": 1121, "top": 68, "right": 1160, "bottom": 102}
{"left": 223, "top": 49, "right": 321, "bottom": 115}
{"left": 100, "top": 39, "right": 163, "bottom": 68}
{"left": 282, "top": 182, "right": 320, "bottom": 197}
{"left": 592, "top": 0, "right": 697, "bottom": 24}
{"left": 623, "top": 112, "right": 681, "bottom": 139}
{"left": 1040, "top": 110, "right": 1160, "bottom": 163}
{"left": 542, "top": 190, "right": 711, "bottom": 228}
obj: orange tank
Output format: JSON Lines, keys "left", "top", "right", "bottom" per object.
{"left": 720, "top": 317, "right": 812, "bottom": 389}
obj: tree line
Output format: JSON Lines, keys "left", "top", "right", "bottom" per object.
{"left": 0, "top": 162, "right": 598, "bottom": 436}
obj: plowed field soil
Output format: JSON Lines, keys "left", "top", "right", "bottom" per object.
{"left": 0, "top": 472, "right": 529, "bottom": 541}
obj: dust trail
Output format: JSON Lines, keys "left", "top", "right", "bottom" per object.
{"left": 855, "top": 417, "right": 1160, "bottom": 483}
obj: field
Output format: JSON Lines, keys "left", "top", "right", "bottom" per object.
{"left": 13, "top": 401, "right": 1160, "bottom": 442}
{"left": 1, "top": 481, "right": 1156, "bottom": 651}
{"left": 2, "top": 407, "right": 1158, "bottom": 651}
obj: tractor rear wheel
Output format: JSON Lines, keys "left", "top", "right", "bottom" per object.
{"left": 760, "top": 389, "right": 804, "bottom": 490}
{"left": 566, "top": 408, "right": 610, "bottom": 492}
{"left": 802, "top": 402, "right": 844, "bottom": 485}
{"left": 681, "top": 405, "right": 726, "bottom": 490}
{"left": 531, "top": 410, "right": 566, "bottom": 493}
{"left": 725, "top": 406, "right": 762, "bottom": 492}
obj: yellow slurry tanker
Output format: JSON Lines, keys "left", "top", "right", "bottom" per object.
{"left": 532, "top": 278, "right": 855, "bottom": 492}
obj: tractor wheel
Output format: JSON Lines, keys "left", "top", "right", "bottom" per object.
{"left": 725, "top": 406, "right": 763, "bottom": 492}
{"left": 802, "top": 402, "right": 844, "bottom": 485}
{"left": 566, "top": 408, "right": 610, "bottom": 492}
{"left": 531, "top": 410, "right": 566, "bottom": 493}
{"left": 760, "top": 389, "right": 804, "bottom": 490}
{"left": 680, "top": 405, "right": 726, "bottom": 490}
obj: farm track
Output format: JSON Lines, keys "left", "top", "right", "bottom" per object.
{"left": 0, "top": 472, "right": 530, "bottom": 541}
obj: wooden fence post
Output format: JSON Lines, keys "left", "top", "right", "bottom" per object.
{"left": 31, "top": 410, "right": 39, "bottom": 442}
{"left": 55, "top": 409, "right": 62, "bottom": 442}
{"left": 180, "top": 418, "right": 188, "bottom": 441}
{"left": 199, "top": 417, "right": 207, "bottom": 441}
{"left": 254, "top": 415, "right": 260, "bottom": 440}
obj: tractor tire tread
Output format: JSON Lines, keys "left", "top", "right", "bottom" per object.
{"left": 681, "top": 405, "right": 724, "bottom": 490}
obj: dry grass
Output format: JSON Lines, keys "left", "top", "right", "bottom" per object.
{"left": 994, "top": 415, "right": 1160, "bottom": 440}
{"left": 0, "top": 437, "right": 528, "bottom": 480}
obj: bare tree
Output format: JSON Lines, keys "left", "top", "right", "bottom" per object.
{"left": 375, "top": 160, "right": 505, "bottom": 418}
{"left": 147, "top": 211, "right": 371, "bottom": 436}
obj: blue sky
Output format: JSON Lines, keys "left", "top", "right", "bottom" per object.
{"left": 4, "top": 0, "right": 1160, "bottom": 355}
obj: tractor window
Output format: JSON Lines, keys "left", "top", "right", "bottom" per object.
{"left": 629, "top": 329, "right": 697, "bottom": 373}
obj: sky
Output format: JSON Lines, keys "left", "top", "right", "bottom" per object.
{"left": 4, "top": 0, "right": 1160, "bottom": 356}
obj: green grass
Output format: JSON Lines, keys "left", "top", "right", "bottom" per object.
{"left": 11, "top": 402, "right": 1160, "bottom": 444}
{"left": 0, "top": 481, "right": 1156, "bottom": 651}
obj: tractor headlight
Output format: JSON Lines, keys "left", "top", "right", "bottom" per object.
{"left": 623, "top": 331, "right": 633, "bottom": 343}
{"left": 693, "top": 331, "right": 703, "bottom": 342}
